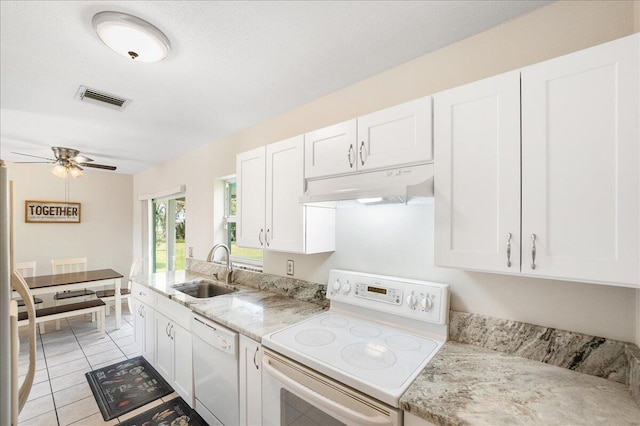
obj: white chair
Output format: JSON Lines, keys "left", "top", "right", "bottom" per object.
{"left": 52, "top": 257, "right": 95, "bottom": 329}
{"left": 96, "top": 258, "right": 142, "bottom": 316}
{"left": 14, "top": 261, "right": 45, "bottom": 334}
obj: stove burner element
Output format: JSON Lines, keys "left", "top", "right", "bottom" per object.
{"left": 385, "top": 334, "right": 421, "bottom": 351}
{"left": 350, "top": 325, "right": 382, "bottom": 338}
{"left": 294, "top": 329, "right": 335, "bottom": 346}
{"left": 320, "top": 316, "right": 349, "bottom": 328}
{"left": 342, "top": 343, "right": 397, "bottom": 370}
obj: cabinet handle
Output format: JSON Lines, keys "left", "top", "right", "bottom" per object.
{"left": 531, "top": 234, "right": 537, "bottom": 270}
{"left": 347, "top": 144, "right": 355, "bottom": 168}
{"left": 253, "top": 346, "right": 260, "bottom": 370}
{"left": 266, "top": 228, "right": 270, "bottom": 247}
{"left": 139, "top": 291, "right": 146, "bottom": 296}
{"left": 169, "top": 324, "right": 174, "bottom": 340}
{"left": 506, "top": 233, "right": 512, "bottom": 268}
{"left": 359, "top": 141, "right": 367, "bottom": 166}
{"left": 141, "top": 306, "right": 145, "bottom": 319}
{"left": 258, "top": 228, "right": 264, "bottom": 246}
{"left": 165, "top": 322, "right": 170, "bottom": 337}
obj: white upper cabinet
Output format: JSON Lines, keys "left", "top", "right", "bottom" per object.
{"left": 434, "top": 71, "right": 521, "bottom": 273}
{"left": 304, "top": 120, "right": 357, "bottom": 178}
{"left": 434, "top": 34, "right": 639, "bottom": 288}
{"left": 357, "top": 96, "right": 432, "bottom": 171}
{"left": 304, "top": 97, "right": 432, "bottom": 179}
{"left": 521, "top": 34, "right": 639, "bottom": 285}
{"left": 236, "top": 147, "right": 266, "bottom": 249}
{"left": 237, "top": 137, "right": 335, "bottom": 254}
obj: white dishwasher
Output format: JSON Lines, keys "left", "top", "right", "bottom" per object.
{"left": 191, "top": 314, "right": 239, "bottom": 426}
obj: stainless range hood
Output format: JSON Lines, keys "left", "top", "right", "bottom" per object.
{"left": 300, "top": 163, "right": 434, "bottom": 207}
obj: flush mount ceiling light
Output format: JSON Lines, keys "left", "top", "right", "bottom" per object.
{"left": 92, "top": 11, "right": 171, "bottom": 63}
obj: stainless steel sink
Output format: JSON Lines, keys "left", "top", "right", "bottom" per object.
{"left": 172, "top": 280, "right": 237, "bottom": 298}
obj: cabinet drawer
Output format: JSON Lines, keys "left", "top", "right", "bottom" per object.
{"left": 131, "top": 282, "right": 156, "bottom": 306}
{"left": 157, "top": 295, "right": 191, "bottom": 330}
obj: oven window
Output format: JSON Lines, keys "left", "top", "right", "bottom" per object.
{"left": 281, "top": 389, "right": 345, "bottom": 426}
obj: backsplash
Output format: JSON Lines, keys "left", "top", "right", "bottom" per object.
{"left": 186, "top": 258, "right": 328, "bottom": 307}
{"left": 449, "top": 311, "right": 638, "bottom": 386}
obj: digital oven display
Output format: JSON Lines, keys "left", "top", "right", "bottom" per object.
{"left": 367, "top": 286, "right": 387, "bottom": 295}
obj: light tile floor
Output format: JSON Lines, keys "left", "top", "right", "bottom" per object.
{"left": 16, "top": 307, "right": 179, "bottom": 426}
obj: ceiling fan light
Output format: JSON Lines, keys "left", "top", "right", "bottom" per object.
{"left": 92, "top": 11, "right": 171, "bottom": 63}
{"left": 52, "top": 164, "right": 68, "bottom": 178}
{"left": 69, "top": 165, "right": 83, "bottom": 178}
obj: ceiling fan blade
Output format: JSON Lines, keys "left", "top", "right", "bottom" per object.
{"left": 82, "top": 163, "right": 117, "bottom": 171}
{"left": 11, "top": 152, "right": 55, "bottom": 161}
{"left": 13, "top": 161, "right": 53, "bottom": 164}
{"left": 71, "top": 155, "right": 93, "bottom": 163}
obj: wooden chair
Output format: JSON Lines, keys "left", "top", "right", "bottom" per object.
{"left": 14, "top": 261, "right": 45, "bottom": 334}
{"left": 51, "top": 257, "right": 95, "bottom": 329}
{"left": 96, "top": 258, "right": 142, "bottom": 316}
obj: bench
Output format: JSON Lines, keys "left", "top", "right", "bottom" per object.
{"left": 17, "top": 299, "right": 106, "bottom": 338}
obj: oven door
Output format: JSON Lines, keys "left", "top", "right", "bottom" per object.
{"left": 262, "top": 349, "right": 401, "bottom": 426}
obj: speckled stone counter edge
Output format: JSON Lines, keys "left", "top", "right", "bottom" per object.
{"left": 449, "top": 310, "right": 640, "bottom": 406}
{"left": 186, "top": 258, "right": 329, "bottom": 307}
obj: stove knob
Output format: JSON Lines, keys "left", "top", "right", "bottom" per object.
{"left": 406, "top": 294, "right": 417, "bottom": 308}
{"left": 332, "top": 279, "right": 341, "bottom": 292}
{"left": 342, "top": 283, "right": 351, "bottom": 294}
{"left": 420, "top": 296, "right": 433, "bottom": 311}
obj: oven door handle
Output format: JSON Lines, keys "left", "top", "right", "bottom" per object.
{"left": 263, "top": 357, "right": 392, "bottom": 426}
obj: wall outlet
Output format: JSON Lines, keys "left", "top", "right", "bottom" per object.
{"left": 286, "top": 260, "right": 294, "bottom": 276}
{"left": 188, "top": 247, "right": 193, "bottom": 258}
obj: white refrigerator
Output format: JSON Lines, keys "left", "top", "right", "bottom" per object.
{"left": 1, "top": 159, "right": 36, "bottom": 425}
{"left": 1, "top": 159, "right": 13, "bottom": 425}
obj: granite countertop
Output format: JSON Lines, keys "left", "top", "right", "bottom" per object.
{"left": 400, "top": 341, "right": 640, "bottom": 426}
{"left": 131, "top": 269, "right": 326, "bottom": 341}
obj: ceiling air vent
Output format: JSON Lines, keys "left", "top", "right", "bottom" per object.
{"left": 74, "top": 85, "right": 131, "bottom": 111}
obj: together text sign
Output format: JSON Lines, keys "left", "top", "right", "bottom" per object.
{"left": 25, "top": 201, "right": 81, "bottom": 223}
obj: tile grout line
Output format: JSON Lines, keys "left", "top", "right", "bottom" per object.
{"left": 38, "top": 319, "right": 62, "bottom": 426}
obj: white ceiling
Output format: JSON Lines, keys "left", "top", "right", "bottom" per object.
{"left": 0, "top": 1, "right": 551, "bottom": 175}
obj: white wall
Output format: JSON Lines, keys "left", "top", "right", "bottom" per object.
{"left": 133, "top": 1, "right": 640, "bottom": 343}
{"left": 9, "top": 163, "right": 133, "bottom": 282}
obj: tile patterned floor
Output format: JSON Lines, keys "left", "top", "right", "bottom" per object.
{"left": 16, "top": 307, "right": 179, "bottom": 426}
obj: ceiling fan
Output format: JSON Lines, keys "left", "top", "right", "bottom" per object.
{"left": 12, "top": 146, "right": 117, "bottom": 178}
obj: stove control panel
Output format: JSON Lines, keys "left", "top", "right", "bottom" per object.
{"left": 328, "top": 270, "right": 450, "bottom": 325}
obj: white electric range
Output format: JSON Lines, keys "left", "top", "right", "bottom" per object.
{"left": 262, "top": 269, "right": 449, "bottom": 426}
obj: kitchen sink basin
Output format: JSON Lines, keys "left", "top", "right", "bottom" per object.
{"left": 172, "top": 280, "right": 237, "bottom": 298}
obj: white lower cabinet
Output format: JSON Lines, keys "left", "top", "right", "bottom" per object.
{"left": 239, "top": 335, "right": 262, "bottom": 426}
{"left": 154, "top": 302, "right": 194, "bottom": 406}
{"left": 132, "top": 284, "right": 156, "bottom": 363}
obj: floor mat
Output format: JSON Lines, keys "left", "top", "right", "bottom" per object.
{"left": 117, "top": 397, "right": 208, "bottom": 426}
{"left": 86, "top": 356, "right": 174, "bottom": 421}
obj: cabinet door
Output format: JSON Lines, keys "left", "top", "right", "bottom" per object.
{"left": 357, "top": 96, "right": 432, "bottom": 171}
{"left": 172, "top": 323, "right": 193, "bottom": 406}
{"left": 236, "top": 147, "right": 266, "bottom": 249}
{"left": 521, "top": 34, "right": 639, "bottom": 285}
{"left": 434, "top": 71, "right": 521, "bottom": 273}
{"left": 133, "top": 298, "right": 144, "bottom": 351}
{"left": 239, "top": 335, "right": 261, "bottom": 426}
{"left": 142, "top": 304, "right": 155, "bottom": 363}
{"left": 266, "top": 135, "right": 305, "bottom": 252}
{"left": 154, "top": 312, "right": 173, "bottom": 383}
{"left": 304, "top": 120, "right": 357, "bottom": 178}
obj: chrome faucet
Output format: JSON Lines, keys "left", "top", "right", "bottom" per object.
{"left": 206, "top": 243, "right": 233, "bottom": 284}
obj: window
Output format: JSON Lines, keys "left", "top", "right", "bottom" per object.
{"left": 153, "top": 195, "right": 186, "bottom": 272}
{"left": 225, "top": 179, "right": 262, "bottom": 264}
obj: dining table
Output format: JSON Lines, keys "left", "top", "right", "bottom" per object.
{"left": 22, "top": 268, "right": 124, "bottom": 329}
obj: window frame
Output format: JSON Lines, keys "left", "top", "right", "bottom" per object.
{"left": 224, "top": 178, "right": 263, "bottom": 267}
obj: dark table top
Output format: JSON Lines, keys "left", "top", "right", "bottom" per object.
{"left": 24, "top": 269, "right": 124, "bottom": 290}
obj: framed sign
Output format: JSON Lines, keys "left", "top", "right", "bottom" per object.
{"left": 25, "top": 200, "right": 81, "bottom": 223}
